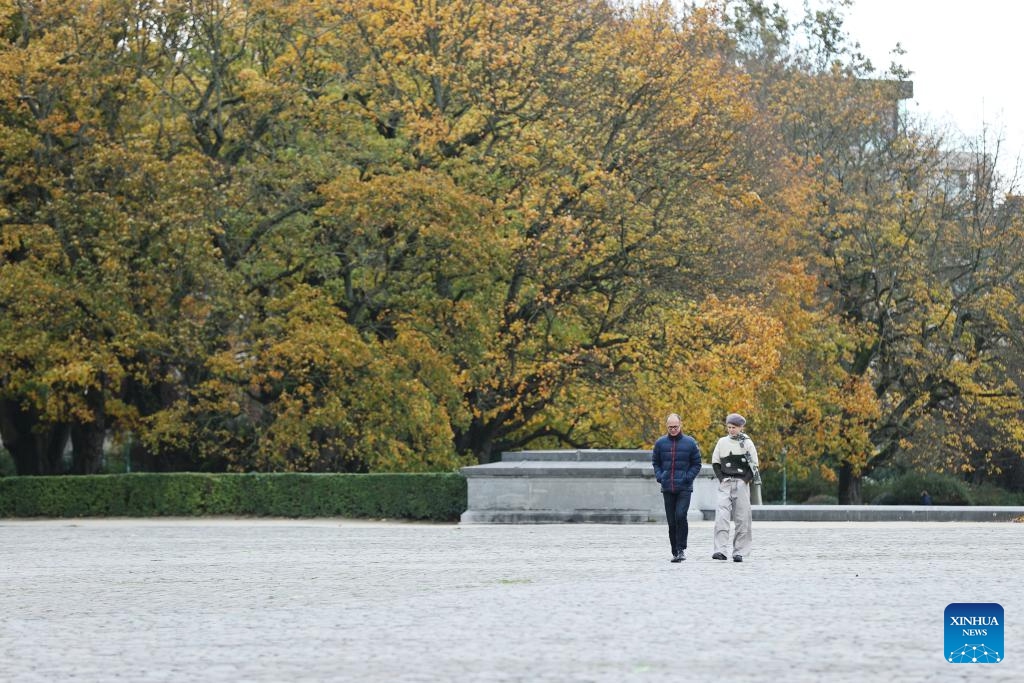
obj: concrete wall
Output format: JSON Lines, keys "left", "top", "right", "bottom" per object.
{"left": 461, "top": 450, "right": 716, "bottom": 523}
{"left": 752, "top": 505, "right": 1024, "bottom": 522}
{"left": 460, "top": 449, "right": 1024, "bottom": 524}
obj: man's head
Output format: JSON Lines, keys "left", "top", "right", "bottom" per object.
{"left": 666, "top": 413, "right": 681, "bottom": 434}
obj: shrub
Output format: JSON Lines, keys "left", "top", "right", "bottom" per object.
{"left": 0, "top": 448, "right": 15, "bottom": 477}
{"left": 759, "top": 468, "right": 834, "bottom": 504}
{"left": 0, "top": 472, "right": 467, "bottom": 521}
{"left": 965, "top": 481, "right": 1024, "bottom": 506}
{"left": 803, "top": 494, "right": 838, "bottom": 505}
{"left": 869, "top": 491, "right": 899, "bottom": 505}
{"left": 865, "top": 472, "right": 971, "bottom": 505}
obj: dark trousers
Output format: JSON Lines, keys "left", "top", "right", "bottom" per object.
{"left": 662, "top": 489, "right": 693, "bottom": 554}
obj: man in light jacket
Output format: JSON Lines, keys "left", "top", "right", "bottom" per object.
{"left": 711, "top": 413, "right": 759, "bottom": 562}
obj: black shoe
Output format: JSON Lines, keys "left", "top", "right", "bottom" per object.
{"left": 712, "top": 552, "right": 727, "bottom": 560}
{"left": 671, "top": 550, "right": 685, "bottom": 563}
{"left": 733, "top": 554, "right": 743, "bottom": 562}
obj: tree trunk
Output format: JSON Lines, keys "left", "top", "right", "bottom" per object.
{"left": 455, "top": 419, "right": 497, "bottom": 464}
{"left": 838, "top": 462, "right": 863, "bottom": 504}
{"left": 476, "top": 434, "right": 495, "bottom": 464}
{"left": 70, "top": 387, "right": 106, "bottom": 474}
{"left": 0, "top": 399, "right": 70, "bottom": 475}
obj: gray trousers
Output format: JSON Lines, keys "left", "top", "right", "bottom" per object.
{"left": 714, "top": 479, "right": 752, "bottom": 557}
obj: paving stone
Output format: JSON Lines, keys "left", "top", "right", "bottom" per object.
{"left": 1, "top": 518, "right": 1021, "bottom": 682}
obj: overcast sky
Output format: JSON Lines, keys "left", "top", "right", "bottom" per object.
{"left": 771, "top": 0, "right": 1023, "bottom": 181}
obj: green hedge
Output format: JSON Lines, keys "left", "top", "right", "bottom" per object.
{"left": 864, "top": 471, "right": 1024, "bottom": 506}
{"left": 864, "top": 472, "right": 971, "bottom": 505}
{"left": 758, "top": 469, "right": 835, "bottom": 504}
{"left": 0, "top": 472, "right": 467, "bottom": 521}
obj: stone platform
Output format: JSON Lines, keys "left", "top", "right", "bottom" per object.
{"left": 460, "top": 449, "right": 716, "bottom": 523}
{"left": 460, "top": 450, "right": 1024, "bottom": 524}
{"left": 753, "top": 504, "right": 1024, "bottom": 522}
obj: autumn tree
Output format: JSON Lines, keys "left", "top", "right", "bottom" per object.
{"left": 5, "top": 0, "right": 1020, "bottom": 489}
{"left": 304, "top": 0, "right": 772, "bottom": 462}
{"left": 725, "top": 0, "right": 1024, "bottom": 501}
{"left": 1, "top": 1, "right": 476, "bottom": 473}
{"left": 0, "top": 0, "right": 231, "bottom": 473}
{"left": 885, "top": 136, "right": 1024, "bottom": 492}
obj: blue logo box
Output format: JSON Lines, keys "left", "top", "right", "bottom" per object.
{"left": 945, "top": 602, "right": 1003, "bottom": 663}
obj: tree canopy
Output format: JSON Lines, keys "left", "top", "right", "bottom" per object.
{"left": 2, "top": 0, "right": 1022, "bottom": 501}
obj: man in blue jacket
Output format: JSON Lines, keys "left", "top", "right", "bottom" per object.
{"left": 652, "top": 413, "right": 703, "bottom": 562}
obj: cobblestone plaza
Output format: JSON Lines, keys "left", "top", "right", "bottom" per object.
{"left": 2, "top": 519, "right": 1021, "bottom": 682}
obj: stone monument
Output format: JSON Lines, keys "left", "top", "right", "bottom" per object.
{"left": 460, "top": 449, "right": 717, "bottom": 524}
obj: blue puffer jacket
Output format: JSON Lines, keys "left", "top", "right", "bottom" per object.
{"left": 652, "top": 433, "right": 702, "bottom": 493}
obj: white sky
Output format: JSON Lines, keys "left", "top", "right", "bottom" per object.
{"left": 774, "top": 0, "right": 1024, "bottom": 181}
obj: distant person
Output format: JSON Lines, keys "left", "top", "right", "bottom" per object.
{"left": 652, "top": 413, "right": 702, "bottom": 563}
{"left": 921, "top": 490, "right": 932, "bottom": 505}
{"left": 711, "top": 413, "right": 759, "bottom": 562}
